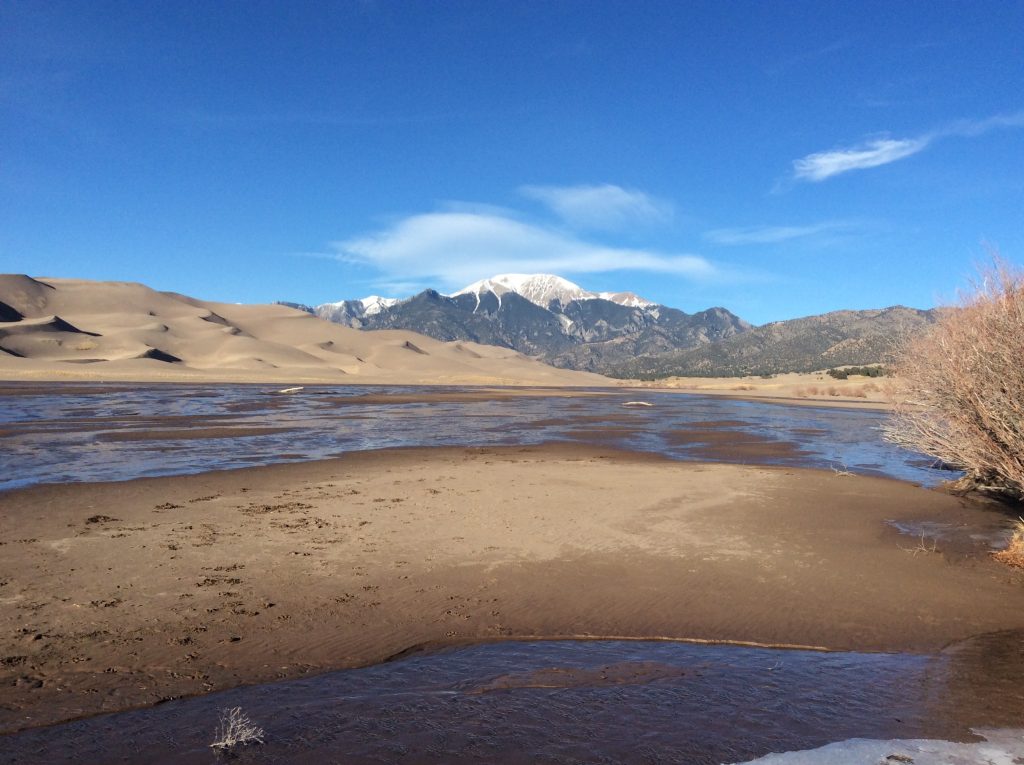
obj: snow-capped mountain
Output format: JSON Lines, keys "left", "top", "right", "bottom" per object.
{"left": 314, "top": 295, "right": 402, "bottom": 327}
{"left": 453, "top": 274, "right": 593, "bottom": 308}
{"left": 287, "top": 273, "right": 750, "bottom": 374}
{"left": 281, "top": 272, "right": 928, "bottom": 377}
{"left": 451, "top": 273, "right": 654, "bottom": 310}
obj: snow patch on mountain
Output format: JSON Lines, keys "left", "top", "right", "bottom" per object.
{"left": 358, "top": 296, "right": 400, "bottom": 316}
{"left": 312, "top": 294, "right": 403, "bottom": 327}
{"left": 453, "top": 274, "right": 591, "bottom": 308}
{"left": 597, "top": 291, "right": 656, "bottom": 309}
{"left": 320, "top": 295, "right": 399, "bottom": 313}
{"left": 451, "top": 274, "right": 655, "bottom": 310}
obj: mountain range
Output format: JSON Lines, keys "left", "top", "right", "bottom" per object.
{"left": 284, "top": 274, "right": 938, "bottom": 377}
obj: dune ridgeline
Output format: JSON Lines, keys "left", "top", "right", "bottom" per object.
{"left": 0, "top": 275, "right": 608, "bottom": 386}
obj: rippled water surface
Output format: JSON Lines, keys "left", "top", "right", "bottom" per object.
{"left": 3, "top": 633, "right": 1023, "bottom": 765}
{"left": 0, "top": 382, "right": 949, "bottom": 490}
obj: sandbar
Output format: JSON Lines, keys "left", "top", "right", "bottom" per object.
{"left": 1, "top": 445, "right": 1022, "bottom": 733}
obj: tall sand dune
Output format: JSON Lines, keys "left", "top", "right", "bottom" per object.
{"left": 0, "top": 275, "right": 609, "bottom": 386}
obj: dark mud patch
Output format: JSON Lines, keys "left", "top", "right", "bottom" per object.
{"left": 93, "top": 427, "right": 296, "bottom": 442}
{"left": 562, "top": 426, "right": 646, "bottom": 441}
{"left": 311, "top": 390, "right": 601, "bottom": 407}
{"left": 685, "top": 420, "right": 751, "bottom": 428}
{"left": 666, "top": 428, "right": 810, "bottom": 461}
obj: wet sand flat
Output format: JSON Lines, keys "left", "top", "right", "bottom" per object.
{"left": 1, "top": 444, "right": 1022, "bottom": 734}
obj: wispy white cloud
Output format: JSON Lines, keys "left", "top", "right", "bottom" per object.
{"left": 791, "top": 110, "right": 1024, "bottom": 183}
{"left": 518, "top": 184, "right": 672, "bottom": 230}
{"left": 942, "top": 111, "right": 1024, "bottom": 138}
{"left": 333, "top": 211, "right": 712, "bottom": 289}
{"left": 365, "top": 279, "right": 430, "bottom": 296}
{"left": 704, "top": 221, "right": 851, "bottom": 245}
{"left": 766, "top": 39, "right": 850, "bottom": 76}
{"left": 793, "top": 138, "right": 929, "bottom": 182}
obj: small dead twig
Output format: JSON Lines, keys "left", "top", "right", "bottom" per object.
{"left": 898, "top": 533, "right": 939, "bottom": 557}
{"left": 210, "top": 706, "right": 265, "bottom": 751}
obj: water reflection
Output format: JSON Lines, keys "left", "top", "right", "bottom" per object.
{"left": 0, "top": 384, "right": 950, "bottom": 491}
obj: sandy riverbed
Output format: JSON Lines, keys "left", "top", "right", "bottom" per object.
{"left": 627, "top": 371, "right": 896, "bottom": 409}
{"left": 1, "top": 444, "right": 1022, "bottom": 734}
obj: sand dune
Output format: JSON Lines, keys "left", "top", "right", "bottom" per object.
{"left": 0, "top": 275, "right": 607, "bottom": 386}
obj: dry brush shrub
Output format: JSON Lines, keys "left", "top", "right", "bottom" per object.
{"left": 884, "top": 258, "right": 1024, "bottom": 498}
{"left": 210, "top": 706, "right": 265, "bottom": 751}
{"left": 993, "top": 519, "right": 1024, "bottom": 568}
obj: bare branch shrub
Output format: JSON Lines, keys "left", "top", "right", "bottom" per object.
{"left": 210, "top": 706, "right": 265, "bottom": 751}
{"left": 884, "top": 257, "right": 1024, "bottom": 498}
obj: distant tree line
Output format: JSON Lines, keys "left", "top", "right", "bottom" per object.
{"left": 826, "top": 366, "right": 889, "bottom": 380}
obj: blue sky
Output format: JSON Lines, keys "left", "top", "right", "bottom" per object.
{"left": 2, "top": 1, "right": 1022, "bottom": 324}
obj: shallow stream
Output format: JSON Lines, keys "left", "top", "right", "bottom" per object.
{"left": 2, "top": 633, "right": 1023, "bottom": 764}
{"left": 0, "top": 383, "right": 950, "bottom": 490}
{"left": 2, "top": 383, "right": 1019, "bottom": 764}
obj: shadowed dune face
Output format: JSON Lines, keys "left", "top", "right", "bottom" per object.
{"left": 0, "top": 300, "right": 23, "bottom": 322}
{"left": 0, "top": 275, "right": 609, "bottom": 386}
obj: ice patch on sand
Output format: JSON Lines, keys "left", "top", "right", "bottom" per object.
{"left": 730, "top": 728, "right": 1024, "bottom": 764}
